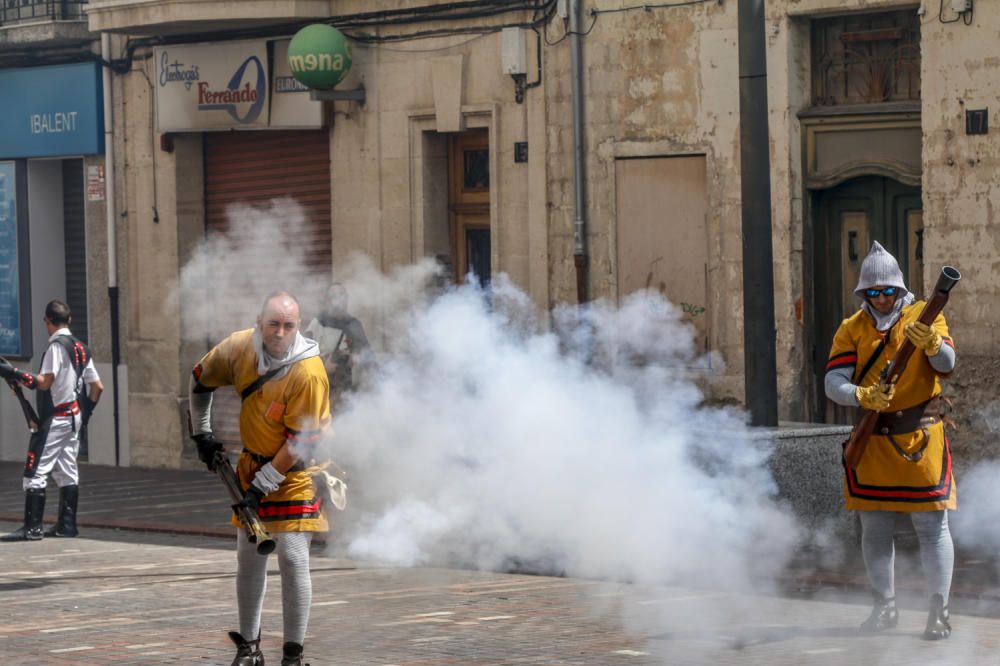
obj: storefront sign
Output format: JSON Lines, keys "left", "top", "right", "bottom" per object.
{"left": 155, "top": 40, "right": 270, "bottom": 131}
{"left": 0, "top": 162, "right": 29, "bottom": 357}
{"left": 271, "top": 40, "right": 324, "bottom": 128}
{"left": 87, "top": 165, "right": 106, "bottom": 202}
{"left": 155, "top": 39, "right": 324, "bottom": 131}
{"left": 0, "top": 63, "right": 104, "bottom": 159}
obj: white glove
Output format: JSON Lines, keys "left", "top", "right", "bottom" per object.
{"left": 250, "top": 462, "right": 286, "bottom": 495}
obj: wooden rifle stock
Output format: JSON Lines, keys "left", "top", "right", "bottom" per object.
{"left": 214, "top": 451, "right": 277, "bottom": 555}
{"left": 843, "top": 266, "right": 961, "bottom": 470}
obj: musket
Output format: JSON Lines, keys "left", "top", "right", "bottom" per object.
{"left": 843, "top": 266, "right": 962, "bottom": 470}
{"left": 214, "top": 451, "right": 277, "bottom": 555}
{"left": 1, "top": 356, "right": 40, "bottom": 433}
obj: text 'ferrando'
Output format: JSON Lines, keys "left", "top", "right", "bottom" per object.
{"left": 30, "top": 112, "right": 78, "bottom": 135}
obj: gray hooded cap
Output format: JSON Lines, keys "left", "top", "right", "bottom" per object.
{"left": 854, "top": 240, "right": 908, "bottom": 298}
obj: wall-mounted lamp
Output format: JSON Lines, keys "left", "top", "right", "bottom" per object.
{"left": 501, "top": 27, "right": 528, "bottom": 104}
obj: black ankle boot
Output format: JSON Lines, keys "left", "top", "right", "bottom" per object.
{"left": 229, "top": 631, "right": 264, "bottom": 666}
{"left": 281, "top": 642, "right": 310, "bottom": 666}
{"left": 1, "top": 488, "right": 46, "bottom": 542}
{"left": 45, "top": 485, "right": 79, "bottom": 538}
{"left": 923, "top": 593, "right": 951, "bottom": 640}
{"left": 860, "top": 591, "right": 898, "bottom": 632}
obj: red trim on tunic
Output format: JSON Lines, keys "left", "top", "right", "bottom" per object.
{"left": 826, "top": 354, "right": 857, "bottom": 371}
{"left": 845, "top": 442, "right": 952, "bottom": 500}
{"left": 286, "top": 430, "right": 323, "bottom": 445}
{"left": 257, "top": 496, "right": 322, "bottom": 518}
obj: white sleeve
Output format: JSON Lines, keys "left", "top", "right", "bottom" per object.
{"left": 188, "top": 373, "right": 214, "bottom": 435}
{"left": 824, "top": 367, "right": 860, "bottom": 407}
{"left": 82, "top": 359, "right": 101, "bottom": 384}
{"left": 39, "top": 343, "right": 64, "bottom": 376}
{"left": 929, "top": 343, "right": 956, "bottom": 374}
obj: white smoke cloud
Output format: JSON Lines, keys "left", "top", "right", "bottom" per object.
{"left": 174, "top": 197, "right": 437, "bottom": 344}
{"left": 172, "top": 199, "right": 1000, "bottom": 663}
{"left": 173, "top": 200, "right": 801, "bottom": 592}
{"left": 951, "top": 401, "right": 1000, "bottom": 559}
{"left": 328, "top": 275, "right": 800, "bottom": 591}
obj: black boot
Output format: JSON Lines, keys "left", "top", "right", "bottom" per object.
{"left": 923, "top": 593, "right": 952, "bottom": 640}
{"left": 860, "top": 591, "right": 898, "bottom": 632}
{"left": 44, "top": 485, "right": 79, "bottom": 538}
{"left": 1, "top": 488, "right": 46, "bottom": 542}
{"left": 281, "top": 642, "right": 310, "bottom": 666}
{"left": 229, "top": 631, "right": 264, "bottom": 666}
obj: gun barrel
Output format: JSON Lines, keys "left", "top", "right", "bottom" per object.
{"left": 935, "top": 266, "right": 961, "bottom": 294}
{"left": 213, "top": 452, "right": 276, "bottom": 555}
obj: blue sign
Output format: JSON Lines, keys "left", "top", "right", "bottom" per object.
{"left": 0, "top": 162, "right": 24, "bottom": 356}
{"left": 0, "top": 62, "right": 104, "bottom": 159}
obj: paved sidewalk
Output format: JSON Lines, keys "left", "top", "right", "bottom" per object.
{"left": 3, "top": 525, "right": 1000, "bottom": 666}
{"left": 0, "top": 460, "right": 236, "bottom": 541}
{"left": 1, "top": 460, "right": 999, "bottom": 610}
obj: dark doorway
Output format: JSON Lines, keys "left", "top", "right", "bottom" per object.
{"left": 465, "top": 227, "right": 491, "bottom": 287}
{"left": 448, "top": 130, "right": 491, "bottom": 285}
{"left": 812, "top": 175, "right": 922, "bottom": 423}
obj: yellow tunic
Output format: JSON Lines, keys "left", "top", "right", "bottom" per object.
{"left": 194, "top": 328, "right": 332, "bottom": 532}
{"left": 827, "top": 303, "right": 956, "bottom": 512}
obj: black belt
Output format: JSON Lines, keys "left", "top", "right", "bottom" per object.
{"left": 873, "top": 396, "right": 942, "bottom": 436}
{"left": 244, "top": 450, "right": 305, "bottom": 473}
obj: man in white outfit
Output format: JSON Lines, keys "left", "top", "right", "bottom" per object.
{"left": 0, "top": 300, "right": 103, "bottom": 541}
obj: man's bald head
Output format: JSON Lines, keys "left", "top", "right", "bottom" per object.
{"left": 260, "top": 291, "right": 300, "bottom": 317}
{"left": 257, "top": 291, "right": 301, "bottom": 357}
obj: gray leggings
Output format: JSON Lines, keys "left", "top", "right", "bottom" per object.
{"left": 236, "top": 529, "right": 313, "bottom": 645}
{"left": 859, "top": 510, "right": 953, "bottom": 604}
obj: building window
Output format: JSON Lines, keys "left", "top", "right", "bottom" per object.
{"left": 811, "top": 10, "right": 920, "bottom": 107}
{"left": 462, "top": 148, "right": 490, "bottom": 191}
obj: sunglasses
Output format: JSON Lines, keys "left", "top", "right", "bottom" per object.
{"left": 864, "top": 286, "right": 898, "bottom": 298}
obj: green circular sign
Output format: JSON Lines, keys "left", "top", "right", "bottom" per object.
{"left": 288, "top": 24, "right": 353, "bottom": 90}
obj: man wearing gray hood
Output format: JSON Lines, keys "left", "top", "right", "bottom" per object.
{"left": 189, "top": 291, "right": 331, "bottom": 666}
{"left": 825, "top": 241, "right": 957, "bottom": 641}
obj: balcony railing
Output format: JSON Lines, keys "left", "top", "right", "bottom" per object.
{"left": 1, "top": 1, "right": 87, "bottom": 26}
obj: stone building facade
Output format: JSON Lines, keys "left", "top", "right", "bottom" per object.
{"left": 2, "top": 0, "right": 991, "bottom": 467}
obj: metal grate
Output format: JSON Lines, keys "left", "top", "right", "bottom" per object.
{"left": 811, "top": 10, "right": 920, "bottom": 107}
{"left": 0, "top": 1, "right": 87, "bottom": 25}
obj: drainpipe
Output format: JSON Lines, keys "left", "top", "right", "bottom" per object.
{"left": 737, "top": 0, "right": 778, "bottom": 427}
{"left": 570, "top": 0, "right": 588, "bottom": 304}
{"left": 102, "top": 33, "right": 122, "bottom": 464}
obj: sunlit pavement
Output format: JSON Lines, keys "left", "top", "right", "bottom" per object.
{"left": 1, "top": 524, "right": 1000, "bottom": 666}
{"left": 2, "top": 461, "right": 1000, "bottom": 664}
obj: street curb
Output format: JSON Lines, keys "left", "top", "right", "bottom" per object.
{"left": 0, "top": 512, "right": 329, "bottom": 546}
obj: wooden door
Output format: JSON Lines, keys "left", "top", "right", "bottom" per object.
{"left": 812, "top": 176, "right": 922, "bottom": 422}
{"left": 448, "top": 131, "right": 491, "bottom": 286}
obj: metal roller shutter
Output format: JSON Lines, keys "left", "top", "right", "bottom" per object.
{"left": 62, "top": 159, "right": 88, "bottom": 459}
{"left": 203, "top": 130, "right": 331, "bottom": 447}
{"left": 62, "top": 159, "right": 87, "bottom": 344}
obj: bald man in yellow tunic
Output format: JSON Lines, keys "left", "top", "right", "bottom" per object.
{"left": 189, "top": 291, "right": 329, "bottom": 666}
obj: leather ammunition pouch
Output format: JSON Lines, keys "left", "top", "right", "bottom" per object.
{"left": 872, "top": 396, "right": 951, "bottom": 463}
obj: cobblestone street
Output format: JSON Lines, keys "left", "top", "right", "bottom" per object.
{"left": 3, "top": 522, "right": 1000, "bottom": 665}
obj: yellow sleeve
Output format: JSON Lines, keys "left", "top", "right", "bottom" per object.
{"left": 826, "top": 320, "right": 858, "bottom": 375}
{"left": 283, "top": 362, "right": 331, "bottom": 453}
{"left": 193, "top": 335, "right": 236, "bottom": 389}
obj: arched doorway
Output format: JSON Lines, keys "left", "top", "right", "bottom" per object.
{"left": 812, "top": 175, "right": 923, "bottom": 423}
